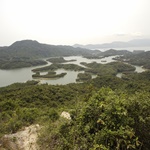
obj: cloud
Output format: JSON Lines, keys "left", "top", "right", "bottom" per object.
{"left": 115, "top": 33, "right": 127, "bottom": 37}
{"left": 131, "top": 32, "right": 142, "bottom": 37}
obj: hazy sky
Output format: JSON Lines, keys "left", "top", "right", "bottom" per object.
{"left": 0, "top": 0, "right": 150, "bottom": 46}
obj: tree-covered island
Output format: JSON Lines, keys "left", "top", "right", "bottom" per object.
{"left": 32, "top": 71, "right": 67, "bottom": 79}
{"left": 46, "top": 57, "right": 76, "bottom": 63}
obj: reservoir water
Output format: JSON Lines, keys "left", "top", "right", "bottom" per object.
{"left": 0, "top": 56, "right": 145, "bottom": 87}
{"left": 116, "top": 64, "right": 146, "bottom": 78}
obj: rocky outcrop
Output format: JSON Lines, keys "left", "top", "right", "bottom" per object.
{"left": 60, "top": 111, "right": 71, "bottom": 120}
{"left": 0, "top": 124, "right": 40, "bottom": 150}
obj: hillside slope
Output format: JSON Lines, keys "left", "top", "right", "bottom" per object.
{"left": 0, "top": 40, "right": 97, "bottom": 69}
{"left": 0, "top": 40, "right": 95, "bottom": 59}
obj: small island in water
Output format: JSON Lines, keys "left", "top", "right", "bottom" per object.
{"left": 47, "top": 57, "right": 76, "bottom": 63}
{"left": 32, "top": 71, "right": 67, "bottom": 79}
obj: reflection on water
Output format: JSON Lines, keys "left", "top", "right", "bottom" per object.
{"left": 0, "top": 55, "right": 146, "bottom": 87}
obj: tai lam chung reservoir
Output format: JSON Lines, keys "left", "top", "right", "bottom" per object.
{"left": 0, "top": 40, "right": 150, "bottom": 150}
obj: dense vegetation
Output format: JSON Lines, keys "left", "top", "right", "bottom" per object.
{"left": 40, "top": 88, "right": 150, "bottom": 150}
{"left": 0, "top": 58, "right": 47, "bottom": 69}
{"left": 82, "top": 61, "right": 135, "bottom": 76}
{"left": 99, "top": 49, "right": 132, "bottom": 57}
{"left": 76, "top": 72, "right": 92, "bottom": 82}
{"left": 0, "top": 81, "right": 87, "bottom": 137}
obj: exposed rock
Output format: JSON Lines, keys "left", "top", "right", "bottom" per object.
{"left": 60, "top": 111, "right": 71, "bottom": 120}
{"left": 0, "top": 124, "right": 40, "bottom": 150}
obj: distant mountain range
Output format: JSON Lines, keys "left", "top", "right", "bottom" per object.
{"left": 73, "top": 39, "right": 150, "bottom": 49}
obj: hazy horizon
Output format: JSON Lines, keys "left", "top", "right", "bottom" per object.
{"left": 1, "top": 0, "right": 150, "bottom": 46}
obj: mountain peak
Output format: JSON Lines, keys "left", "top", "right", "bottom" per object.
{"left": 10, "top": 40, "right": 40, "bottom": 47}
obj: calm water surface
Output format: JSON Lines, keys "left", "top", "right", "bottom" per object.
{"left": 0, "top": 56, "right": 145, "bottom": 87}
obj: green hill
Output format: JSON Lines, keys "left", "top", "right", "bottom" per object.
{"left": 0, "top": 40, "right": 97, "bottom": 69}
{"left": 0, "top": 40, "right": 95, "bottom": 59}
{"left": 115, "top": 51, "right": 150, "bottom": 69}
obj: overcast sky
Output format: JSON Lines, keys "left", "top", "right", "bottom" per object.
{"left": 0, "top": 0, "right": 150, "bottom": 46}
